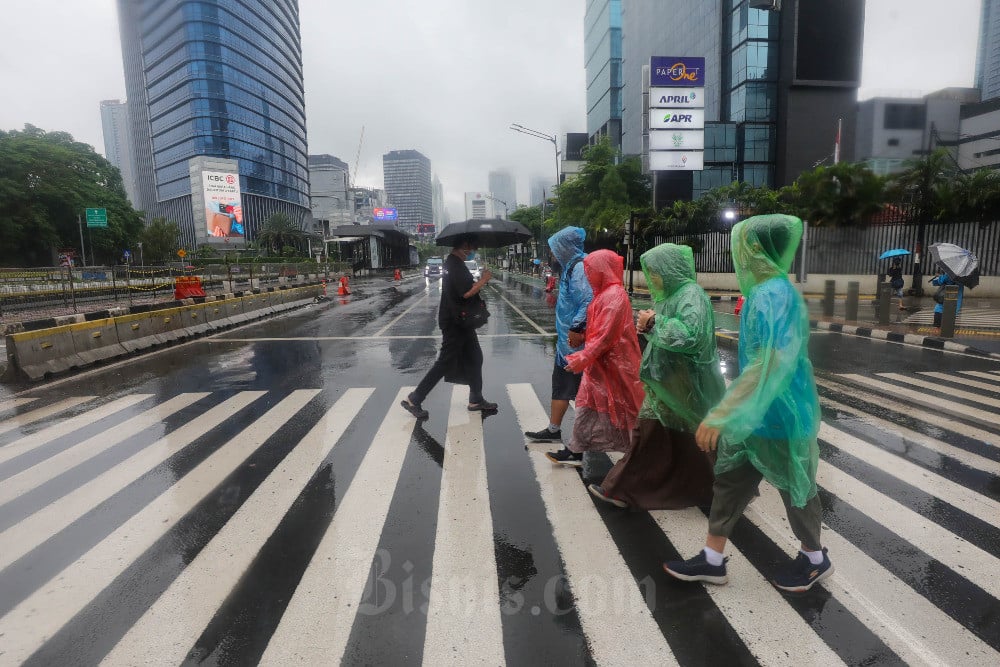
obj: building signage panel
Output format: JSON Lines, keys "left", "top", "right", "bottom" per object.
{"left": 649, "top": 108, "right": 705, "bottom": 130}
{"left": 649, "top": 130, "right": 705, "bottom": 151}
{"left": 649, "top": 151, "right": 705, "bottom": 171}
{"left": 373, "top": 207, "right": 398, "bottom": 221}
{"left": 203, "top": 171, "right": 244, "bottom": 239}
{"left": 650, "top": 56, "right": 706, "bottom": 87}
{"left": 650, "top": 87, "right": 704, "bottom": 109}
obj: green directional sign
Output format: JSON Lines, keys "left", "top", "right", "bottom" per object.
{"left": 86, "top": 208, "right": 108, "bottom": 228}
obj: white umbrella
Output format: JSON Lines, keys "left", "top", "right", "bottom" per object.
{"left": 929, "top": 243, "right": 979, "bottom": 288}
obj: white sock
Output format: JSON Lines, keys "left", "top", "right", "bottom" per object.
{"left": 703, "top": 547, "right": 724, "bottom": 566}
{"left": 548, "top": 424, "right": 561, "bottom": 432}
{"left": 802, "top": 549, "right": 824, "bottom": 565}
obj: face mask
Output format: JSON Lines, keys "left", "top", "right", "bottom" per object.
{"left": 466, "top": 251, "right": 477, "bottom": 260}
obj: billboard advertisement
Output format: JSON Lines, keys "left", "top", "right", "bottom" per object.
{"left": 650, "top": 56, "right": 706, "bottom": 87}
{"left": 649, "top": 129, "right": 705, "bottom": 151}
{"left": 373, "top": 207, "right": 398, "bottom": 221}
{"left": 649, "top": 108, "right": 705, "bottom": 130}
{"left": 203, "top": 171, "right": 244, "bottom": 239}
{"left": 649, "top": 151, "right": 704, "bottom": 171}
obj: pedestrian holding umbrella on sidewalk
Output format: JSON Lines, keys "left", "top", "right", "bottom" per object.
{"left": 928, "top": 243, "right": 977, "bottom": 328}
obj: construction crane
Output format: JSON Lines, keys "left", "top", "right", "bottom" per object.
{"left": 352, "top": 125, "right": 365, "bottom": 188}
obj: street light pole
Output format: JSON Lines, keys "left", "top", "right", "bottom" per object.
{"left": 509, "top": 122, "right": 561, "bottom": 196}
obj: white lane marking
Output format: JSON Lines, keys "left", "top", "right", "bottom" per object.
{"left": 817, "top": 461, "right": 1000, "bottom": 600}
{"left": 817, "top": 377, "right": 1000, "bottom": 448}
{"left": 878, "top": 372, "right": 1000, "bottom": 410}
{"left": 0, "top": 397, "right": 38, "bottom": 414}
{"left": 919, "top": 371, "right": 1000, "bottom": 394}
{"left": 746, "top": 485, "right": 995, "bottom": 666}
{"left": 258, "top": 387, "right": 416, "bottom": 666}
{"left": 0, "top": 396, "right": 95, "bottom": 438}
{"left": 0, "top": 392, "right": 266, "bottom": 573}
{"left": 957, "top": 370, "right": 1000, "bottom": 384}
{"left": 201, "top": 334, "right": 555, "bottom": 341}
{"left": 820, "top": 423, "right": 1000, "bottom": 525}
{"left": 0, "top": 393, "right": 208, "bottom": 507}
{"left": 819, "top": 394, "right": 1000, "bottom": 477}
{"left": 422, "top": 387, "right": 505, "bottom": 666}
{"left": 650, "top": 508, "right": 845, "bottom": 666}
{"left": 101, "top": 388, "right": 373, "bottom": 667}
{"left": 0, "top": 395, "right": 151, "bottom": 465}
{"left": 837, "top": 374, "right": 998, "bottom": 426}
{"left": 0, "top": 390, "right": 319, "bottom": 665}
{"left": 507, "top": 383, "right": 678, "bottom": 666}
{"left": 490, "top": 286, "right": 549, "bottom": 334}
{"left": 374, "top": 293, "right": 429, "bottom": 337}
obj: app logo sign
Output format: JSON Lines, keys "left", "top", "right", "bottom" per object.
{"left": 649, "top": 108, "right": 705, "bottom": 130}
{"left": 650, "top": 87, "right": 702, "bottom": 109}
{"left": 649, "top": 130, "right": 704, "bottom": 151}
{"left": 649, "top": 151, "right": 705, "bottom": 171}
{"left": 650, "top": 56, "right": 706, "bottom": 87}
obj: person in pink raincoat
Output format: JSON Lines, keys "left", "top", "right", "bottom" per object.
{"left": 546, "top": 249, "right": 645, "bottom": 466}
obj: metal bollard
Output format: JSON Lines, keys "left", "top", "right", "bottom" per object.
{"left": 823, "top": 280, "right": 836, "bottom": 317}
{"left": 877, "top": 283, "right": 892, "bottom": 325}
{"left": 939, "top": 285, "right": 960, "bottom": 338}
{"left": 845, "top": 281, "right": 860, "bottom": 321}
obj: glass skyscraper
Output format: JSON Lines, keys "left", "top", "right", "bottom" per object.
{"left": 977, "top": 0, "right": 1000, "bottom": 101}
{"left": 116, "top": 0, "right": 310, "bottom": 247}
{"left": 585, "top": 0, "right": 623, "bottom": 148}
{"left": 382, "top": 150, "right": 433, "bottom": 235}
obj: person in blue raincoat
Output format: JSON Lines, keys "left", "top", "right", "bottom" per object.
{"left": 930, "top": 270, "right": 964, "bottom": 327}
{"left": 524, "top": 226, "right": 594, "bottom": 444}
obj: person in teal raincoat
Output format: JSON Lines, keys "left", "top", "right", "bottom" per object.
{"left": 663, "top": 215, "right": 834, "bottom": 593}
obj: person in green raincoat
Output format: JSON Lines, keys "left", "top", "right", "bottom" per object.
{"left": 588, "top": 243, "right": 725, "bottom": 510}
{"left": 663, "top": 215, "right": 834, "bottom": 593}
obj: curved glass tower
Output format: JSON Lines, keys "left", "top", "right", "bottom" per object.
{"left": 117, "top": 0, "right": 310, "bottom": 247}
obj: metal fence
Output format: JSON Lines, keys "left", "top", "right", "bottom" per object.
{"left": 0, "top": 262, "right": 350, "bottom": 327}
{"left": 652, "top": 221, "right": 1000, "bottom": 276}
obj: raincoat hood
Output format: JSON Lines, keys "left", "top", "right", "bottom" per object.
{"left": 731, "top": 214, "right": 803, "bottom": 295}
{"left": 584, "top": 249, "right": 625, "bottom": 294}
{"left": 641, "top": 244, "right": 695, "bottom": 302}
{"left": 548, "top": 226, "right": 586, "bottom": 268}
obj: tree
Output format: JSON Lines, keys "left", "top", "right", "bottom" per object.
{"left": 257, "top": 212, "right": 306, "bottom": 255}
{"left": 138, "top": 218, "right": 180, "bottom": 263}
{"left": 0, "top": 124, "right": 143, "bottom": 266}
{"left": 887, "top": 148, "right": 957, "bottom": 223}
{"left": 787, "top": 161, "right": 886, "bottom": 227}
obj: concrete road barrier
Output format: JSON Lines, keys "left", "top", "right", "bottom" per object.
{"left": 153, "top": 306, "right": 188, "bottom": 344}
{"left": 181, "top": 303, "right": 214, "bottom": 336}
{"left": 6, "top": 324, "right": 86, "bottom": 380}
{"left": 115, "top": 311, "right": 168, "bottom": 352}
{"left": 70, "top": 317, "right": 128, "bottom": 365}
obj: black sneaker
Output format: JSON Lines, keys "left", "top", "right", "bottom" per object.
{"left": 400, "top": 395, "right": 429, "bottom": 420}
{"left": 525, "top": 426, "right": 562, "bottom": 442}
{"left": 662, "top": 551, "right": 729, "bottom": 585}
{"left": 772, "top": 548, "right": 834, "bottom": 593}
{"left": 545, "top": 448, "right": 583, "bottom": 467}
{"left": 468, "top": 400, "right": 498, "bottom": 412}
{"left": 588, "top": 483, "right": 628, "bottom": 508}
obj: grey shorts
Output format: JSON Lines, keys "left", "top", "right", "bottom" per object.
{"left": 552, "top": 361, "right": 583, "bottom": 401}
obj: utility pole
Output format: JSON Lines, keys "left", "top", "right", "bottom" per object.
{"left": 77, "top": 214, "right": 86, "bottom": 267}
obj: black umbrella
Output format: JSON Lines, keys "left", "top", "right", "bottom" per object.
{"left": 435, "top": 218, "right": 533, "bottom": 248}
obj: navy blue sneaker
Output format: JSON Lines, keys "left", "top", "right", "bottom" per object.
{"left": 662, "top": 551, "right": 728, "bottom": 585}
{"left": 545, "top": 448, "right": 583, "bottom": 467}
{"left": 772, "top": 548, "right": 834, "bottom": 593}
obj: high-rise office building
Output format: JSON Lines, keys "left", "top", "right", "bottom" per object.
{"left": 116, "top": 0, "right": 310, "bottom": 248}
{"left": 308, "top": 154, "right": 351, "bottom": 237}
{"left": 585, "top": 0, "right": 623, "bottom": 149}
{"left": 529, "top": 176, "right": 554, "bottom": 207}
{"left": 432, "top": 175, "right": 447, "bottom": 232}
{"left": 976, "top": 0, "right": 1000, "bottom": 101}
{"left": 487, "top": 169, "right": 517, "bottom": 215}
{"left": 621, "top": 0, "right": 864, "bottom": 201}
{"left": 99, "top": 100, "right": 140, "bottom": 206}
{"left": 382, "top": 149, "right": 433, "bottom": 234}
{"left": 464, "top": 192, "right": 499, "bottom": 220}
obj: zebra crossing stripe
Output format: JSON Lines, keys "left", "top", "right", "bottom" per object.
{"left": 0, "top": 392, "right": 266, "bottom": 574}
{"left": 0, "top": 394, "right": 151, "bottom": 465}
{"left": 957, "top": 370, "right": 1000, "bottom": 384}
{"left": 0, "top": 390, "right": 319, "bottom": 665}
{"left": 837, "top": 374, "right": 998, "bottom": 425}
{"left": 919, "top": 371, "right": 1000, "bottom": 394}
{"left": 877, "top": 372, "right": 1000, "bottom": 410}
{"left": 816, "top": 462, "right": 1000, "bottom": 601}
{"left": 0, "top": 395, "right": 95, "bottom": 439}
{"left": 506, "top": 383, "right": 678, "bottom": 666}
{"left": 819, "top": 423, "right": 1000, "bottom": 525}
{"left": 648, "top": 507, "right": 846, "bottom": 665}
{"left": 422, "top": 387, "right": 506, "bottom": 666}
{"left": 258, "top": 387, "right": 417, "bottom": 666}
{"left": 101, "top": 388, "right": 374, "bottom": 667}
{"left": 746, "top": 485, "right": 996, "bottom": 666}
{"left": 817, "top": 377, "right": 1000, "bottom": 449}
{"left": 0, "top": 393, "right": 208, "bottom": 508}
{"left": 0, "top": 396, "right": 38, "bottom": 414}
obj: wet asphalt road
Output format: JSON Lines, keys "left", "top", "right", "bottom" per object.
{"left": 1, "top": 273, "right": 999, "bottom": 666}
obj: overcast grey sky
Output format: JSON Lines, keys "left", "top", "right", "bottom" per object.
{"left": 0, "top": 0, "right": 982, "bottom": 220}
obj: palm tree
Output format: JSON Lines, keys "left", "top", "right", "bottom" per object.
{"left": 257, "top": 213, "right": 306, "bottom": 256}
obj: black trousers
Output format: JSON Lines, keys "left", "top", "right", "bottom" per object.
{"left": 412, "top": 325, "right": 484, "bottom": 404}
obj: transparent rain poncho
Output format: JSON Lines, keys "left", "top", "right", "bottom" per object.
{"left": 638, "top": 244, "right": 726, "bottom": 432}
{"left": 703, "top": 215, "right": 821, "bottom": 507}
{"left": 566, "top": 249, "right": 644, "bottom": 431}
{"left": 548, "top": 226, "right": 593, "bottom": 365}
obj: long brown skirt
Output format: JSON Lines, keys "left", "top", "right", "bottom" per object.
{"left": 601, "top": 418, "right": 715, "bottom": 510}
